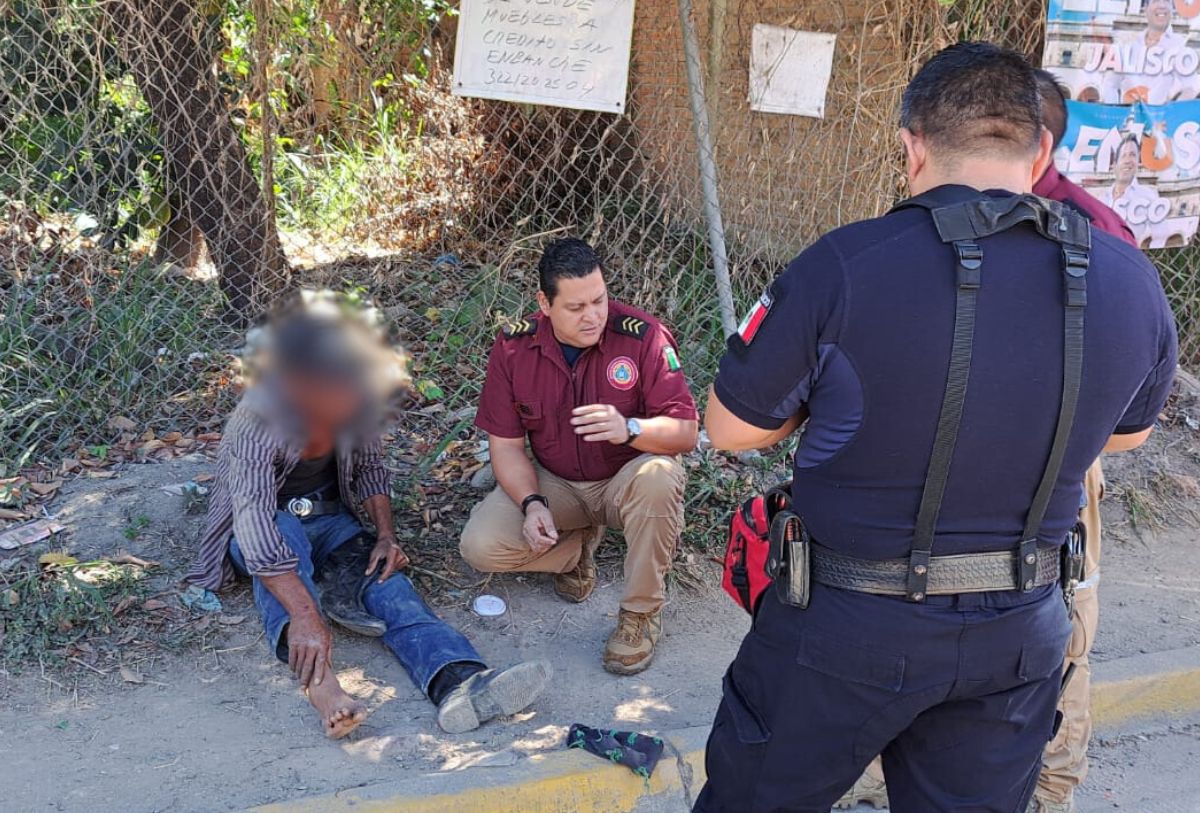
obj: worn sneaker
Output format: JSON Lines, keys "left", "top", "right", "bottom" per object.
{"left": 603, "top": 609, "right": 662, "bottom": 675}
{"left": 436, "top": 660, "right": 553, "bottom": 734}
{"left": 318, "top": 534, "right": 386, "bottom": 638}
{"left": 554, "top": 527, "right": 602, "bottom": 603}
{"left": 834, "top": 770, "right": 889, "bottom": 810}
{"left": 1030, "top": 797, "right": 1077, "bottom": 813}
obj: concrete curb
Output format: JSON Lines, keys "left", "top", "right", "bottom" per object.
{"left": 251, "top": 648, "right": 1200, "bottom": 813}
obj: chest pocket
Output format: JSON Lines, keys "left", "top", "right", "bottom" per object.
{"left": 516, "top": 399, "right": 561, "bottom": 455}
{"left": 515, "top": 399, "right": 545, "bottom": 429}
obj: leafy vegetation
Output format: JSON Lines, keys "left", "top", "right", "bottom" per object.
{"left": 0, "top": 252, "right": 238, "bottom": 470}
{"left": 0, "top": 557, "right": 148, "bottom": 666}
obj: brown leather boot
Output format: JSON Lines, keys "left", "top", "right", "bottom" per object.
{"left": 553, "top": 527, "right": 602, "bottom": 603}
{"left": 603, "top": 609, "right": 662, "bottom": 675}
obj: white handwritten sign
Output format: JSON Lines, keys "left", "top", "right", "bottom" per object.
{"left": 452, "top": 0, "right": 636, "bottom": 113}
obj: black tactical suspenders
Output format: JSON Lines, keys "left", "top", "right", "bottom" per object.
{"left": 891, "top": 192, "right": 1091, "bottom": 602}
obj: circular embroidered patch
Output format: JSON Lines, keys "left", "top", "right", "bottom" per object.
{"left": 607, "top": 356, "right": 639, "bottom": 391}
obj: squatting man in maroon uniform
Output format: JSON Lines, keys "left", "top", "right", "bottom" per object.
{"left": 460, "top": 238, "right": 699, "bottom": 675}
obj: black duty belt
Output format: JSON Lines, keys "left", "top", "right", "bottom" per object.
{"left": 810, "top": 543, "right": 1059, "bottom": 596}
{"left": 279, "top": 496, "right": 343, "bottom": 518}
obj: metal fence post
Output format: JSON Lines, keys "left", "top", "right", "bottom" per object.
{"left": 677, "top": 0, "right": 738, "bottom": 338}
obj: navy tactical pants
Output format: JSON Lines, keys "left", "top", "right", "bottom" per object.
{"left": 694, "top": 581, "right": 1071, "bottom": 813}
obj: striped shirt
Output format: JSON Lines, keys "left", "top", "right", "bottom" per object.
{"left": 185, "top": 391, "right": 392, "bottom": 591}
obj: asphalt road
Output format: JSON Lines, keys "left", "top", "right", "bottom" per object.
{"left": 1077, "top": 718, "right": 1200, "bottom": 813}
{"left": 835, "top": 714, "right": 1200, "bottom": 813}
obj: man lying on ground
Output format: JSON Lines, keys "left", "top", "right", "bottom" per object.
{"left": 185, "top": 292, "right": 550, "bottom": 738}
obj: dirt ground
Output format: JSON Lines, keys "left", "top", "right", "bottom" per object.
{"left": 1, "top": 421, "right": 1198, "bottom": 812}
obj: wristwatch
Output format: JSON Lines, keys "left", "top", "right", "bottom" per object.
{"left": 521, "top": 493, "right": 549, "bottom": 515}
{"left": 623, "top": 417, "right": 643, "bottom": 446}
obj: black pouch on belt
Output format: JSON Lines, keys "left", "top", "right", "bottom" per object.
{"left": 767, "top": 510, "right": 810, "bottom": 609}
{"left": 1061, "top": 520, "right": 1086, "bottom": 616}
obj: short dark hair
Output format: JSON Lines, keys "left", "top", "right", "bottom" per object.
{"left": 901, "top": 42, "right": 1042, "bottom": 158}
{"left": 1035, "top": 69, "right": 1069, "bottom": 150}
{"left": 538, "top": 238, "right": 604, "bottom": 301}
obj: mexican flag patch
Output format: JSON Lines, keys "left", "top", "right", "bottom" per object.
{"left": 663, "top": 346, "right": 681, "bottom": 372}
{"left": 737, "top": 290, "right": 774, "bottom": 345}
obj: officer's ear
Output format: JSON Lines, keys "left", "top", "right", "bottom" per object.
{"left": 899, "top": 128, "right": 927, "bottom": 189}
{"left": 537, "top": 289, "right": 553, "bottom": 316}
{"left": 1031, "top": 128, "right": 1055, "bottom": 188}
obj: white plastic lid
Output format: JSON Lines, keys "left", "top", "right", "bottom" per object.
{"left": 472, "top": 594, "right": 507, "bottom": 617}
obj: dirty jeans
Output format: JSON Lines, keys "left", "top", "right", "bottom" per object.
{"left": 459, "top": 454, "right": 685, "bottom": 614}
{"left": 230, "top": 510, "right": 483, "bottom": 696}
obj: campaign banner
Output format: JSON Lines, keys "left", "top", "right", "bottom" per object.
{"left": 1045, "top": 0, "right": 1200, "bottom": 105}
{"left": 1045, "top": 0, "right": 1200, "bottom": 247}
{"left": 1056, "top": 99, "right": 1200, "bottom": 248}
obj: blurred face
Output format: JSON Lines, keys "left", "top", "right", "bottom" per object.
{"left": 1145, "top": 0, "right": 1172, "bottom": 32}
{"left": 282, "top": 373, "right": 365, "bottom": 431}
{"left": 538, "top": 269, "right": 609, "bottom": 348}
{"left": 1115, "top": 140, "right": 1140, "bottom": 183}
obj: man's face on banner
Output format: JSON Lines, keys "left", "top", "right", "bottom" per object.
{"left": 1115, "top": 139, "right": 1141, "bottom": 184}
{"left": 1145, "top": 0, "right": 1173, "bottom": 33}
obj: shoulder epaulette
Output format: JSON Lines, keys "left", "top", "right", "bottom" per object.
{"left": 501, "top": 318, "right": 538, "bottom": 339}
{"left": 611, "top": 315, "right": 649, "bottom": 340}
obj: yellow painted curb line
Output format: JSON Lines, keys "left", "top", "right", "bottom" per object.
{"left": 251, "top": 731, "right": 708, "bottom": 813}
{"left": 1090, "top": 667, "right": 1200, "bottom": 729}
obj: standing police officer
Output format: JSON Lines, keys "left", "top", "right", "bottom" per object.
{"left": 838, "top": 68, "right": 1149, "bottom": 813}
{"left": 695, "top": 43, "right": 1177, "bottom": 813}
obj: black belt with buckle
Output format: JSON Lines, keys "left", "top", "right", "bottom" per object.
{"left": 279, "top": 496, "right": 343, "bottom": 518}
{"left": 809, "top": 543, "right": 1060, "bottom": 596}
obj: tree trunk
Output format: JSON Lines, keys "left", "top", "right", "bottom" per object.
{"left": 152, "top": 193, "right": 205, "bottom": 272}
{"left": 107, "top": 0, "right": 289, "bottom": 325}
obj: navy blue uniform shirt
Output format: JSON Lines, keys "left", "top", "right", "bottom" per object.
{"left": 716, "top": 185, "right": 1178, "bottom": 561}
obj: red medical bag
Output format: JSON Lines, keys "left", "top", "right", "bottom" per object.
{"left": 722, "top": 484, "right": 792, "bottom": 613}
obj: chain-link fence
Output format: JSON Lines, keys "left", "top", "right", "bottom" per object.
{"left": 2, "top": 0, "right": 1198, "bottom": 471}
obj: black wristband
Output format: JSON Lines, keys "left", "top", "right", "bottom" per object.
{"left": 521, "top": 494, "right": 549, "bottom": 515}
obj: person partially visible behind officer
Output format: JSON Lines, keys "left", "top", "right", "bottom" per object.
{"left": 694, "top": 43, "right": 1177, "bottom": 813}
{"left": 460, "top": 238, "right": 699, "bottom": 675}
{"left": 1029, "top": 67, "right": 1139, "bottom": 813}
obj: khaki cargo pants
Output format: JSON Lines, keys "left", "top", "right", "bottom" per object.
{"left": 1036, "top": 458, "right": 1104, "bottom": 805}
{"left": 459, "top": 454, "right": 685, "bottom": 614}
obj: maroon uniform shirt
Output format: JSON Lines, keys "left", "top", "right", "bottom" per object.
{"left": 476, "top": 300, "right": 699, "bottom": 482}
{"left": 1035, "top": 166, "right": 1138, "bottom": 247}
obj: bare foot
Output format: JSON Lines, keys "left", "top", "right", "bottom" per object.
{"left": 306, "top": 674, "right": 368, "bottom": 739}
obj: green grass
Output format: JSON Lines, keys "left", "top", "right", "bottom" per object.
{"left": 0, "top": 558, "right": 148, "bottom": 667}
{"left": 0, "top": 256, "right": 239, "bottom": 471}
{"left": 122, "top": 514, "right": 151, "bottom": 541}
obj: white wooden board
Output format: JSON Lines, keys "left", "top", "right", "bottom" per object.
{"left": 453, "top": 0, "right": 636, "bottom": 114}
{"left": 749, "top": 25, "right": 837, "bottom": 118}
